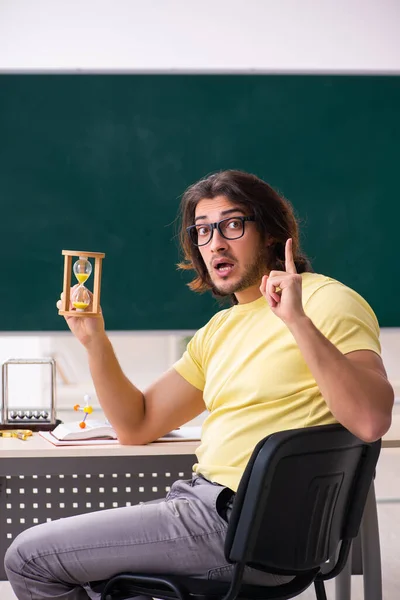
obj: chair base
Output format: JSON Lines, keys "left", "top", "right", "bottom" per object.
{"left": 95, "top": 569, "right": 319, "bottom": 600}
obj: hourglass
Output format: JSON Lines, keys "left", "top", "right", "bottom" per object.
{"left": 59, "top": 250, "right": 105, "bottom": 318}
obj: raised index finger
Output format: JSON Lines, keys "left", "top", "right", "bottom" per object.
{"left": 285, "top": 238, "right": 297, "bottom": 274}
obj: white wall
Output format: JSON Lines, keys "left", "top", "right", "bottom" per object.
{"left": 0, "top": 0, "right": 399, "bottom": 412}
{"left": 0, "top": 331, "right": 192, "bottom": 412}
{"left": 0, "top": 0, "right": 399, "bottom": 72}
{"left": 0, "top": 329, "right": 397, "bottom": 413}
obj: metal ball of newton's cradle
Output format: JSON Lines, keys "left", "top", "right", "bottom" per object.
{"left": 72, "top": 257, "right": 92, "bottom": 311}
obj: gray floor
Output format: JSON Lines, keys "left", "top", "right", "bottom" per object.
{"left": 1, "top": 448, "right": 398, "bottom": 599}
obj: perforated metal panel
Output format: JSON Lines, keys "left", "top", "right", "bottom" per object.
{"left": 0, "top": 454, "right": 195, "bottom": 579}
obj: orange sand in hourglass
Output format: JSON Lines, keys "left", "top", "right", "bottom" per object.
{"left": 73, "top": 273, "right": 90, "bottom": 308}
{"left": 72, "top": 257, "right": 92, "bottom": 310}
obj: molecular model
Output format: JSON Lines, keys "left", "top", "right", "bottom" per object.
{"left": 73, "top": 394, "right": 93, "bottom": 428}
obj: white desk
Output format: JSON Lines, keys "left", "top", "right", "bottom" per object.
{"left": 0, "top": 434, "right": 198, "bottom": 458}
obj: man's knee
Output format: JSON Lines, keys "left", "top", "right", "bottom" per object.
{"left": 4, "top": 524, "right": 43, "bottom": 578}
{"left": 4, "top": 532, "right": 26, "bottom": 577}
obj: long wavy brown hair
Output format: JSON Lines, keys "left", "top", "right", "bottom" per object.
{"left": 177, "top": 170, "right": 312, "bottom": 303}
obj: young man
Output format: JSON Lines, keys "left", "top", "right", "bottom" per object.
{"left": 5, "top": 170, "right": 394, "bottom": 599}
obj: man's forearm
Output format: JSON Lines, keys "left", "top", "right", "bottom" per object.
{"left": 85, "top": 335, "right": 145, "bottom": 436}
{"left": 287, "top": 316, "right": 393, "bottom": 441}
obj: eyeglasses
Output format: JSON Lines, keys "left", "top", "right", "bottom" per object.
{"left": 187, "top": 216, "right": 255, "bottom": 247}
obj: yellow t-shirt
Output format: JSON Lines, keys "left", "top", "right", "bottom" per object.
{"left": 173, "top": 272, "right": 381, "bottom": 492}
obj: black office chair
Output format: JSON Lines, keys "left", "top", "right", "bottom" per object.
{"left": 95, "top": 423, "right": 381, "bottom": 600}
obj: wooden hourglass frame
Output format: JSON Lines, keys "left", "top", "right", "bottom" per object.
{"left": 59, "top": 250, "right": 105, "bottom": 318}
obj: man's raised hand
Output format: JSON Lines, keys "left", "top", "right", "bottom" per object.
{"left": 259, "top": 238, "right": 305, "bottom": 325}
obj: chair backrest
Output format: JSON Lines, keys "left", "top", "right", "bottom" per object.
{"left": 225, "top": 424, "right": 381, "bottom": 574}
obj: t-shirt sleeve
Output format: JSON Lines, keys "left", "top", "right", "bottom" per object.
{"left": 304, "top": 282, "right": 381, "bottom": 356}
{"left": 173, "top": 327, "right": 206, "bottom": 391}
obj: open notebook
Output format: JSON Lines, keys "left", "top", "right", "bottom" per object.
{"left": 39, "top": 426, "right": 202, "bottom": 446}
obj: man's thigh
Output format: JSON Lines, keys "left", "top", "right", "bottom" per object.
{"left": 8, "top": 479, "right": 229, "bottom": 585}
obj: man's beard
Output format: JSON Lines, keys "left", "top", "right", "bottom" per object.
{"left": 212, "top": 248, "right": 267, "bottom": 297}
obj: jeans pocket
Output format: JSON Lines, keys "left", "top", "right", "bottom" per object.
{"left": 207, "top": 564, "right": 234, "bottom": 581}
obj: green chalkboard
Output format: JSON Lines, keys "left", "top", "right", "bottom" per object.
{"left": 0, "top": 74, "right": 399, "bottom": 330}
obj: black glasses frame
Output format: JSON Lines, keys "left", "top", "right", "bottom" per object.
{"left": 186, "top": 216, "right": 256, "bottom": 247}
